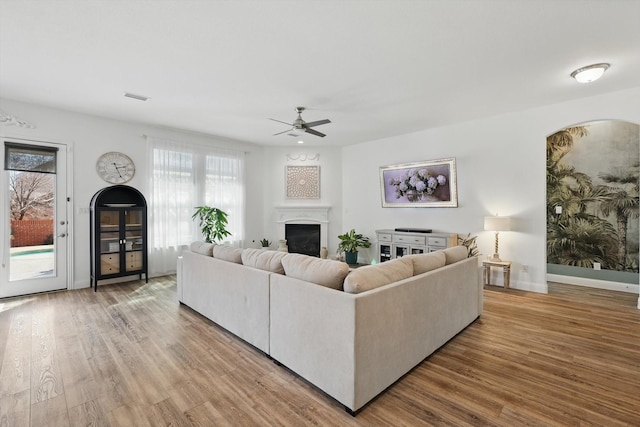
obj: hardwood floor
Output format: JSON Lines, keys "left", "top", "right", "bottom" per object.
{"left": 1, "top": 277, "right": 638, "bottom": 426}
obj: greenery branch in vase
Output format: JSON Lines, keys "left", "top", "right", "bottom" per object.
{"left": 337, "top": 229, "right": 371, "bottom": 265}
{"left": 192, "top": 206, "right": 231, "bottom": 243}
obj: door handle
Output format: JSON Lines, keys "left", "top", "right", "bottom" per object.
{"left": 57, "top": 233, "right": 66, "bottom": 238}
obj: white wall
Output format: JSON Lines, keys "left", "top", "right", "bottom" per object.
{"left": 4, "top": 86, "right": 639, "bottom": 297}
{"left": 342, "top": 86, "right": 640, "bottom": 293}
{"left": 0, "top": 98, "right": 264, "bottom": 289}
{"left": 260, "top": 146, "right": 343, "bottom": 254}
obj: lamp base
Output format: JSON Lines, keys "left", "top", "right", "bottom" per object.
{"left": 489, "top": 253, "right": 502, "bottom": 262}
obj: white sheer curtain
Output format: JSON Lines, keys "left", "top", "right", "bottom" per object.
{"left": 146, "top": 136, "right": 245, "bottom": 275}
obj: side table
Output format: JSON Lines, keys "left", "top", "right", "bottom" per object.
{"left": 482, "top": 260, "right": 512, "bottom": 289}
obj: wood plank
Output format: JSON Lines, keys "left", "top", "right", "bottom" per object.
{"left": 0, "top": 276, "right": 638, "bottom": 425}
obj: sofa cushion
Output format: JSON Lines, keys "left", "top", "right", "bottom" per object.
{"left": 281, "top": 254, "right": 350, "bottom": 290}
{"left": 241, "top": 248, "right": 287, "bottom": 274}
{"left": 406, "top": 251, "right": 446, "bottom": 275}
{"left": 343, "top": 257, "right": 413, "bottom": 294}
{"left": 212, "top": 245, "right": 244, "bottom": 264}
{"left": 442, "top": 246, "right": 468, "bottom": 265}
{"left": 190, "top": 241, "right": 215, "bottom": 256}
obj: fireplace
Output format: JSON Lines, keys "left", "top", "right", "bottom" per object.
{"left": 286, "top": 224, "right": 321, "bottom": 257}
{"left": 275, "top": 206, "right": 330, "bottom": 256}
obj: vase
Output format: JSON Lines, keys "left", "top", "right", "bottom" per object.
{"left": 277, "top": 239, "right": 288, "bottom": 252}
{"left": 320, "top": 246, "right": 328, "bottom": 259}
{"left": 345, "top": 251, "right": 358, "bottom": 264}
{"left": 405, "top": 190, "right": 422, "bottom": 202}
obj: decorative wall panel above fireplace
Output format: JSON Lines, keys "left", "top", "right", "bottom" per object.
{"left": 286, "top": 165, "right": 320, "bottom": 199}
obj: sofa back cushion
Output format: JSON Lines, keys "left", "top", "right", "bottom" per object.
{"left": 190, "top": 241, "right": 215, "bottom": 256}
{"left": 343, "top": 257, "right": 413, "bottom": 294}
{"left": 241, "top": 248, "right": 287, "bottom": 274}
{"left": 212, "top": 245, "right": 244, "bottom": 264}
{"left": 442, "top": 246, "right": 468, "bottom": 265}
{"left": 405, "top": 251, "right": 446, "bottom": 275}
{"left": 281, "top": 254, "right": 350, "bottom": 290}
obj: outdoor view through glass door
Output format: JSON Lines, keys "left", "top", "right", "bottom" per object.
{"left": 1, "top": 139, "right": 68, "bottom": 298}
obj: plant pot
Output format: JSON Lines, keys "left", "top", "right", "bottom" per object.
{"left": 345, "top": 251, "right": 358, "bottom": 264}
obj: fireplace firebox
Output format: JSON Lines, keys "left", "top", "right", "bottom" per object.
{"left": 285, "top": 224, "right": 321, "bottom": 257}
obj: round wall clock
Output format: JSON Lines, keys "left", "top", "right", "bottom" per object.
{"left": 96, "top": 152, "right": 136, "bottom": 184}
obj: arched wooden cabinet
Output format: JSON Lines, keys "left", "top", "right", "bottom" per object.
{"left": 90, "top": 185, "right": 148, "bottom": 291}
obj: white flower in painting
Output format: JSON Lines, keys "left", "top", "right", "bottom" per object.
{"left": 437, "top": 175, "right": 447, "bottom": 186}
{"left": 418, "top": 169, "right": 428, "bottom": 178}
{"left": 399, "top": 182, "right": 408, "bottom": 192}
{"left": 415, "top": 181, "right": 427, "bottom": 192}
{"left": 427, "top": 177, "right": 438, "bottom": 189}
{"left": 409, "top": 175, "right": 421, "bottom": 187}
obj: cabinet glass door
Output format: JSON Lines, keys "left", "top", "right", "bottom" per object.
{"left": 124, "top": 209, "right": 144, "bottom": 272}
{"left": 99, "top": 209, "right": 121, "bottom": 275}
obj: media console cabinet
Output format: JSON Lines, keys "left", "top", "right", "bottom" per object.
{"left": 376, "top": 229, "right": 458, "bottom": 262}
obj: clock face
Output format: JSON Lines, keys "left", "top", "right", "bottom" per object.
{"left": 96, "top": 152, "right": 136, "bottom": 184}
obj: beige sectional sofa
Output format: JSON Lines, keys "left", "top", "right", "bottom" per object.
{"left": 177, "top": 242, "right": 482, "bottom": 413}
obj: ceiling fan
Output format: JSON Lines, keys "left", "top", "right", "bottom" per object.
{"left": 270, "top": 107, "right": 331, "bottom": 138}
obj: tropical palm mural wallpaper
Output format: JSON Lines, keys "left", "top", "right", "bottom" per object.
{"left": 547, "top": 120, "right": 639, "bottom": 277}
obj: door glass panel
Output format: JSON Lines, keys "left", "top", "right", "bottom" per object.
{"left": 125, "top": 210, "right": 143, "bottom": 271}
{"left": 8, "top": 170, "right": 55, "bottom": 281}
{"left": 99, "top": 210, "right": 120, "bottom": 254}
{"left": 2, "top": 139, "right": 67, "bottom": 298}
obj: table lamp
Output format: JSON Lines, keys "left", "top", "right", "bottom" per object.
{"left": 484, "top": 215, "right": 511, "bottom": 262}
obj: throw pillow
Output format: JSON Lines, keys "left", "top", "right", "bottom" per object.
{"left": 281, "top": 253, "right": 350, "bottom": 290}
{"left": 405, "top": 251, "right": 446, "bottom": 275}
{"left": 241, "top": 248, "right": 287, "bottom": 274}
{"left": 212, "top": 245, "right": 243, "bottom": 264}
{"left": 189, "top": 241, "right": 215, "bottom": 256}
{"left": 343, "top": 257, "right": 413, "bottom": 294}
{"left": 442, "top": 246, "right": 468, "bottom": 265}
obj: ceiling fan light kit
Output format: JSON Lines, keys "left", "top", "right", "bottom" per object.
{"left": 270, "top": 106, "right": 331, "bottom": 139}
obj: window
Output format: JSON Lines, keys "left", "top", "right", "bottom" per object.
{"left": 147, "top": 137, "right": 245, "bottom": 274}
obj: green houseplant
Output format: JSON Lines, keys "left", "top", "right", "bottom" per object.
{"left": 192, "top": 206, "right": 231, "bottom": 243}
{"left": 259, "top": 238, "right": 271, "bottom": 248}
{"left": 337, "top": 228, "right": 371, "bottom": 264}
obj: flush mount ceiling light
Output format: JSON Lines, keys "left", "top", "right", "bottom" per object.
{"left": 570, "top": 63, "right": 610, "bottom": 83}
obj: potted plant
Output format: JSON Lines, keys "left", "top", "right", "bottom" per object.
{"left": 259, "top": 238, "right": 271, "bottom": 248}
{"left": 192, "top": 206, "right": 231, "bottom": 243}
{"left": 337, "top": 228, "right": 371, "bottom": 264}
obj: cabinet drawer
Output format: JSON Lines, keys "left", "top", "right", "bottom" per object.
{"left": 378, "top": 233, "right": 392, "bottom": 242}
{"left": 126, "top": 251, "right": 143, "bottom": 271}
{"left": 393, "top": 234, "right": 426, "bottom": 245}
{"left": 428, "top": 237, "right": 447, "bottom": 247}
{"left": 100, "top": 254, "right": 120, "bottom": 274}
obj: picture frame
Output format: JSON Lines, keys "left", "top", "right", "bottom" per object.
{"left": 379, "top": 158, "right": 458, "bottom": 207}
{"left": 285, "top": 165, "right": 320, "bottom": 199}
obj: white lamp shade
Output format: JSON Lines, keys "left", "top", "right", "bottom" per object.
{"left": 484, "top": 216, "right": 511, "bottom": 232}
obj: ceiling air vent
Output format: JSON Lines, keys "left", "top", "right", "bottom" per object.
{"left": 124, "top": 92, "right": 149, "bottom": 101}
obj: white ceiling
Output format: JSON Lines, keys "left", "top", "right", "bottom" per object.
{"left": 1, "top": 0, "right": 639, "bottom": 147}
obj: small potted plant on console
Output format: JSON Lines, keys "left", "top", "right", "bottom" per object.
{"left": 337, "top": 228, "right": 371, "bottom": 265}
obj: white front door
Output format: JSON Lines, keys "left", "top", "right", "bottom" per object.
{"left": 1, "top": 138, "right": 69, "bottom": 298}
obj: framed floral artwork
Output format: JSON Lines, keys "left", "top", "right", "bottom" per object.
{"left": 286, "top": 165, "right": 320, "bottom": 199}
{"left": 379, "top": 158, "right": 458, "bottom": 207}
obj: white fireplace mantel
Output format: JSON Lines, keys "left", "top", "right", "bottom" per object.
{"left": 275, "top": 206, "right": 331, "bottom": 249}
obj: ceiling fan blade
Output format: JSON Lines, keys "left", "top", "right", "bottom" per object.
{"left": 304, "top": 119, "right": 331, "bottom": 128}
{"left": 304, "top": 127, "right": 326, "bottom": 138}
{"left": 269, "top": 118, "right": 293, "bottom": 126}
{"left": 273, "top": 128, "right": 293, "bottom": 136}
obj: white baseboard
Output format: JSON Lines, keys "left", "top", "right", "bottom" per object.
{"left": 510, "top": 280, "right": 548, "bottom": 294}
{"left": 546, "top": 274, "right": 639, "bottom": 294}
